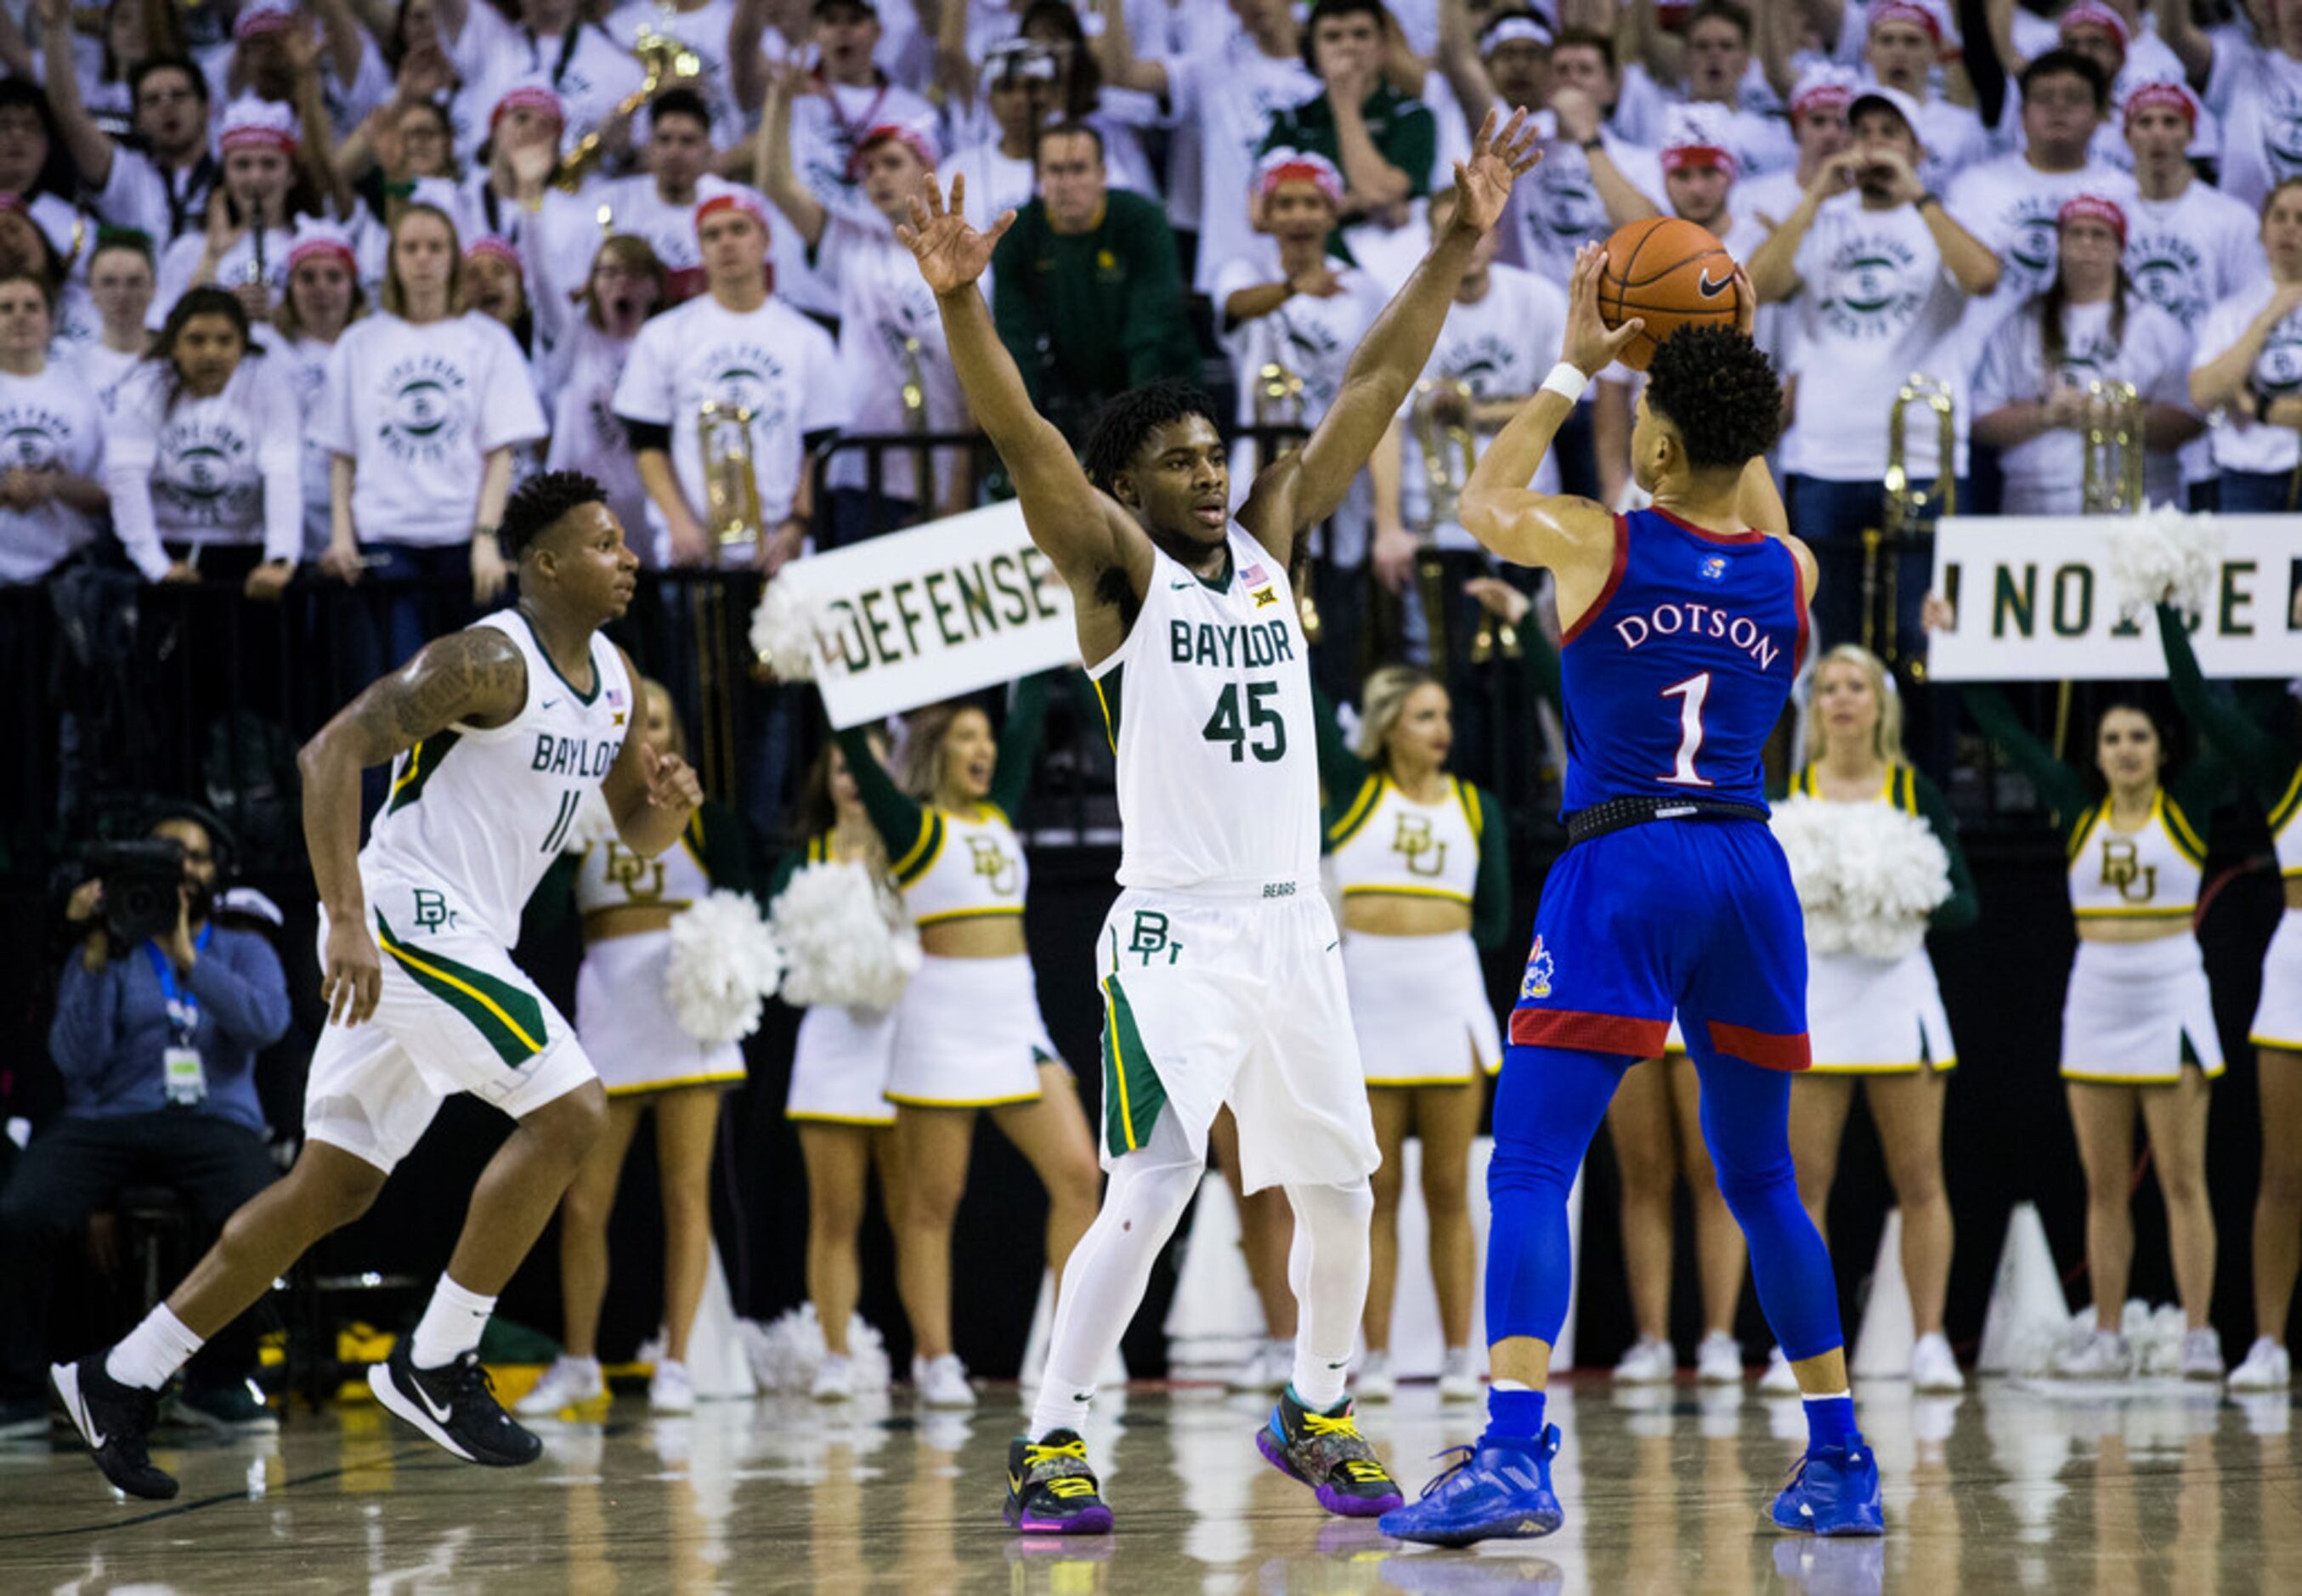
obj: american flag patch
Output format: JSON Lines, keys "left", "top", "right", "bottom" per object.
{"left": 607, "top": 687, "right": 626, "bottom": 708}
{"left": 1241, "top": 561, "right": 1269, "bottom": 586}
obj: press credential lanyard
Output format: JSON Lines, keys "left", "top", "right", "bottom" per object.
{"left": 148, "top": 925, "right": 214, "bottom": 1105}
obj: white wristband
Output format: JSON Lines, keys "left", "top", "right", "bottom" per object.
{"left": 1541, "top": 363, "right": 1590, "bottom": 404}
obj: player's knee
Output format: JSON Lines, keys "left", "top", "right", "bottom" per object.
{"left": 1710, "top": 1156, "right": 1796, "bottom": 1218}
{"left": 535, "top": 1079, "right": 609, "bottom": 1157}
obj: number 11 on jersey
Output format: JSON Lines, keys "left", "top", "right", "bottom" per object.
{"left": 1659, "top": 672, "right": 1715, "bottom": 788}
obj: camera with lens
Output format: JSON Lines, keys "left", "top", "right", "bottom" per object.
{"left": 85, "top": 839, "right": 189, "bottom": 946}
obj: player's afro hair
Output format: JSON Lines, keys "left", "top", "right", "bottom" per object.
{"left": 1643, "top": 325, "right": 1784, "bottom": 473}
{"left": 1083, "top": 379, "right": 1223, "bottom": 494}
{"left": 499, "top": 469, "right": 609, "bottom": 560}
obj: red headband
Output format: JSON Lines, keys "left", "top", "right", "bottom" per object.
{"left": 2058, "top": 1, "right": 2130, "bottom": 54}
{"left": 849, "top": 124, "right": 936, "bottom": 179}
{"left": 696, "top": 191, "right": 769, "bottom": 236}
{"left": 1258, "top": 158, "right": 1344, "bottom": 205}
{"left": 2058, "top": 192, "right": 2128, "bottom": 246}
{"left": 2124, "top": 80, "right": 2198, "bottom": 128}
{"left": 491, "top": 85, "right": 566, "bottom": 132}
{"left": 1661, "top": 143, "right": 1738, "bottom": 179}
{"left": 1868, "top": 1, "right": 1943, "bottom": 48}
{"left": 465, "top": 235, "right": 522, "bottom": 270}
{"left": 286, "top": 237, "right": 356, "bottom": 274}
{"left": 220, "top": 125, "right": 297, "bottom": 157}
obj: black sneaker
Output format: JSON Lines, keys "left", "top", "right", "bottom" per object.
{"left": 1003, "top": 1428, "right": 1115, "bottom": 1534}
{"left": 173, "top": 1377, "right": 280, "bottom": 1435}
{"left": 368, "top": 1344, "right": 542, "bottom": 1466}
{"left": 1254, "top": 1388, "right": 1404, "bottom": 1517}
{"left": 51, "top": 1353, "right": 178, "bottom": 1500}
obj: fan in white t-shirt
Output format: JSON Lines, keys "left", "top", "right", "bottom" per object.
{"left": 605, "top": 0, "right": 746, "bottom": 141}
{"left": 2158, "top": 0, "right": 2302, "bottom": 212}
{"left": 1970, "top": 193, "right": 2200, "bottom": 514}
{"left": 0, "top": 274, "right": 107, "bottom": 586}
{"left": 612, "top": 190, "right": 850, "bottom": 570}
{"left": 939, "top": 41, "right": 1056, "bottom": 261}
{"left": 1739, "top": 63, "right": 1854, "bottom": 239}
{"left": 150, "top": 98, "right": 312, "bottom": 332}
{"left": 781, "top": 0, "right": 942, "bottom": 237}
{"left": 261, "top": 221, "right": 367, "bottom": 561}
{"left": 441, "top": 0, "right": 647, "bottom": 167}
{"left": 1496, "top": 32, "right": 1669, "bottom": 282}
{"left": 2189, "top": 182, "right": 2302, "bottom": 512}
{"left": 541, "top": 234, "right": 665, "bottom": 551}
{"left": 71, "top": 233, "right": 158, "bottom": 413}
{"left": 758, "top": 68, "right": 963, "bottom": 535}
{"left": 1610, "top": 1, "right": 1796, "bottom": 177}
{"left": 1855, "top": 1, "right": 1988, "bottom": 191}
{"left": 36, "top": 14, "right": 216, "bottom": 254}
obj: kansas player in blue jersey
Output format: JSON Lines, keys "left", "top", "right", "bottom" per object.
{"left": 1378, "top": 246, "right": 1885, "bottom": 1548}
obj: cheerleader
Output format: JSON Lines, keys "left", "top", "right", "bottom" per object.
{"left": 832, "top": 676, "right": 1102, "bottom": 1408}
{"left": 773, "top": 726, "right": 909, "bottom": 1402}
{"left": 1758, "top": 644, "right": 1977, "bottom": 1396}
{"left": 1964, "top": 683, "right": 2229, "bottom": 1380}
{"left": 2156, "top": 605, "right": 2302, "bottom": 1391}
{"left": 518, "top": 678, "right": 756, "bottom": 1418}
{"left": 1315, "top": 665, "right": 1509, "bottom": 1403}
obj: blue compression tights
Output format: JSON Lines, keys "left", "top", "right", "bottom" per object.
{"left": 1486, "top": 1043, "right": 1845, "bottom": 1365}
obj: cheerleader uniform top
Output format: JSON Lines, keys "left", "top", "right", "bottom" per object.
{"left": 529, "top": 798, "right": 753, "bottom": 937}
{"left": 1964, "top": 684, "right": 2226, "bottom": 924}
{"left": 1779, "top": 763, "right": 1980, "bottom": 930}
{"left": 2158, "top": 602, "right": 2302, "bottom": 883}
{"left": 830, "top": 673, "right": 1050, "bottom": 928}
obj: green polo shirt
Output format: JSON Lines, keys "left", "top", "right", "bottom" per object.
{"left": 990, "top": 190, "right": 1201, "bottom": 416}
{"left": 1258, "top": 83, "right": 1438, "bottom": 201}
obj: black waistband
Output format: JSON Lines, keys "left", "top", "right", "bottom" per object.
{"left": 1565, "top": 794, "right": 1771, "bottom": 846}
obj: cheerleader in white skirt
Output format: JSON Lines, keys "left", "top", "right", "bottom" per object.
{"left": 1314, "top": 665, "right": 1510, "bottom": 1402}
{"left": 2158, "top": 604, "right": 2302, "bottom": 1391}
{"left": 1757, "top": 646, "right": 1976, "bottom": 1395}
{"left": 832, "top": 676, "right": 1101, "bottom": 1407}
{"left": 1965, "top": 681, "right": 2229, "bottom": 1381}
{"left": 773, "top": 726, "right": 910, "bottom": 1401}
{"left": 519, "top": 681, "right": 753, "bottom": 1418}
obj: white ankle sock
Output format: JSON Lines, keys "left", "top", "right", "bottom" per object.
{"left": 1028, "top": 1382, "right": 1094, "bottom": 1440}
{"left": 107, "top": 1305, "right": 204, "bottom": 1390}
{"left": 408, "top": 1276, "right": 497, "bottom": 1370}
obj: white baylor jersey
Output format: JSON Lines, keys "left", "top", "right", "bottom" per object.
{"left": 1087, "top": 526, "right": 1321, "bottom": 891}
{"left": 366, "top": 612, "right": 633, "bottom": 945}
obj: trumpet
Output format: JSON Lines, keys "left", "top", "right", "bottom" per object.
{"left": 2080, "top": 378, "right": 2145, "bottom": 515}
{"left": 1868, "top": 373, "right": 1958, "bottom": 668}
{"left": 1406, "top": 377, "right": 1515, "bottom": 663}
{"left": 698, "top": 399, "right": 763, "bottom": 550}
{"left": 557, "top": 25, "right": 702, "bottom": 192}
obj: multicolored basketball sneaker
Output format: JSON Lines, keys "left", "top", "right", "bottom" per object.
{"left": 1004, "top": 1429, "right": 1115, "bottom": 1535}
{"left": 1771, "top": 1433, "right": 1885, "bottom": 1536}
{"left": 1377, "top": 1426, "right": 1564, "bottom": 1546}
{"left": 1255, "top": 1389, "right": 1405, "bottom": 1517}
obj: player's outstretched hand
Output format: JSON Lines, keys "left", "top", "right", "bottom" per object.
{"left": 1447, "top": 107, "right": 1541, "bottom": 239}
{"left": 1730, "top": 262, "right": 1757, "bottom": 337}
{"left": 641, "top": 743, "right": 704, "bottom": 814}
{"left": 898, "top": 173, "right": 1015, "bottom": 296}
{"left": 1561, "top": 241, "right": 1644, "bottom": 377}
{"left": 321, "top": 916, "right": 382, "bottom": 1027}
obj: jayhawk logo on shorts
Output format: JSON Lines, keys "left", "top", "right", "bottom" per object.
{"left": 1519, "top": 936, "right": 1555, "bottom": 1000}
{"left": 1698, "top": 554, "right": 1727, "bottom": 582}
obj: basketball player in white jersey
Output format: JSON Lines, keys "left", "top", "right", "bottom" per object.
{"left": 54, "top": 472, "right": 704, "bottom": 1501}
{"left": 898, "top": 109, "right": 1542, "bottom": 1535}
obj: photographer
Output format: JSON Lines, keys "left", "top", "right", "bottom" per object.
{"left": 0, "top": 809, "right": 289, "bottom": 1437}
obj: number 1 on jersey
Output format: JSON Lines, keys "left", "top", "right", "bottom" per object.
{"left": 1659, "top": 672, "right": 1715, "bottom": 788}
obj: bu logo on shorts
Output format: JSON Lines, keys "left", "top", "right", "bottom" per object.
{"left": 411, "top": 889, "right": 453, "bottom": 933}
{"left": 1519, "top": 936, "right": 1555, "bottom": 1000}
{"left": 1128, "top": 909, "right": 1183, "bottom": 965}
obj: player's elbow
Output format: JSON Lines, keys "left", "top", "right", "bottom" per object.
{"left": 1458, "top": 488, "right": 1510, "bottom": 552}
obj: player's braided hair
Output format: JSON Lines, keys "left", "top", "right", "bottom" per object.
{"left": 1643, "top": 325, "right": 1783, "bottom": 473}
{"left": 1082, "top": 379, "right": 1222, "bottom": 495}
{"left": 499, "top": 469, "right": 608, "bottom": 560}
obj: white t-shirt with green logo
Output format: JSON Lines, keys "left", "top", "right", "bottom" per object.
{"left": 1781, "top": 193, "right": 1970, "bottom": 481}
{"left": 1943, "top": 155, "right": 2137, "bottom": 357}
{"left": 2204, "top": 37, "right": 2302, "bottom": 212}
{"left": 0, "top": 363, "right": 105, "bottom": 584}
{"left": 1504, "top": 116, "right": 1667, "bottom": 285}
{"left": 2194, "top": 279, "right": 2302, "bottom": 476}
{"left": 2125, "top": 181, "right": 2267, "bottom": 484}
{"left": 105, "top": 355, "right": 303, "bottom": 577}
{"left": 314, "top": 312, "right": 549, "bottom": 549}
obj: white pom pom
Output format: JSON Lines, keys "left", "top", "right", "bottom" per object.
{"left": 738, "top": 1305, "right": 893, "bottom": 1393}
{"left": 1772, "top": 795, "right": 1949, "bottom": 961}
{"left": 771, "top": 860, "right": 921, "bottom": 1010}
{"left": 2108, "top": 504, "right": 2224, "bottom": 622}
{"left": 749, "top": 573, "right": 825, "bottom": 682}
{"left": 665, "top": 889, "right": 784, "bottom": 1043}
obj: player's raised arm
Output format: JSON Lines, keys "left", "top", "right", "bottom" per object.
{"left": 899, "top": 174, "right": 1140, "bottom": 589}
{"left": 296, "top": 628, "right": 528, "bottom": 1024}
{"left": 1245, "top": 108, "right": 1541, "bottom": 552}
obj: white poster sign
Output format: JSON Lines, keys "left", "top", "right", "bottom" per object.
{"left": 779, "top": 501, "right": 1079, "bottom": 727}
{"left": 1926, "top": 515, "right": 2302, "bottom": 682}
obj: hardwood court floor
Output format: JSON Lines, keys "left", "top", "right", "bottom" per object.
{"left": 2, "top": 1377, "right": 2297, "bottom": 1593}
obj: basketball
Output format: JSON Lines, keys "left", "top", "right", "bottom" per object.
{"left": 1598, "top": 216, "right": 1745, "bottom": 371}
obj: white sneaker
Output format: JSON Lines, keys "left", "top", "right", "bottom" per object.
{"left": 2051, "top": 1327, "right": 2131, "bottom": 1380}
{"left": 2178, "top": 1327, "right": 2225, "bottom": 1383}
{"left": 1226, "top": 1338, "right": 1291, "bottom": 1394}
{"left": 1612, "top": 1336, "right": 1674, "bottom": 1384}
{"left": 913, "top": 1352, "right": 976, "bottom": 1409}
{"left": 1437, "top": 1346, "right": 1483, "bottom": 1402}
{"left": 812, "top": 1352, "right": 855, "bottom": 1403}
{"left": 2227, "top": 1337, "right": 2291, "bottom": 1392}
{"left": 1354, "top": 1350, "right": 1394, "bottom": 1403}
{"left": 1695, "top": 1330, "right": 1743, "bottom": 1385}
{"left": 1759, "top": 1346, "right": 1800, "bottom": 1395}
{"left": 516, "top": 1354, "right": 605, "bottom": 1417}
{"left": 1909, "top": 1332, "right": 1965, "bottom": 1394}
{"left": 649, "top": 1357, "right": 695, "bottom": 1413}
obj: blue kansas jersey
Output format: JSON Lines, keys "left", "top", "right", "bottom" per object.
{"left": 1558, "top": 508, "right": 1807, "bottom": 816}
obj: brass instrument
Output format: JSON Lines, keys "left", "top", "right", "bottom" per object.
{"left": 556, "top": 25, "right": 702, "bottom": 192}
{"left": 698, "top": 399, "right": 763, "bottom": 549}
{"left": 2080, "top": 378, "right": 2145, "bottom": 515}
{"left": 1253, "top": 358, "right": 1320, "bottom": 640}
{"left": 1406, "top": 377, "right": 1516, "bottom": 664}
{"left": 1869, "top": 373, "right": 1959, "bottom": 670}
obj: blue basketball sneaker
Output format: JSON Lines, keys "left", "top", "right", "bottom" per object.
{"left": 1771, "top": 1433, "right": 1885, "bottom": 1536}
{"left": 1377, "top": 1425, "right": 1564, "bottom": 1548}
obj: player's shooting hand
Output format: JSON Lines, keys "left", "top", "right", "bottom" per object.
{"left": 899, "top": 173, "right": 1014, "bottom": 297}
{"left": 1448, "top": 107, "right": 1542, "bottom": 238}
{"left": 1561, "top": 241, "right": 1643, "bottom": 377}
{"left": 641, "top": 743, "right": 704, "bottom": 813}
{"left": 1730, "top": 262, "right": 1756, "bottom": 337}
{"left": 321, "top": 915, "right": 383, "bottom": 1027}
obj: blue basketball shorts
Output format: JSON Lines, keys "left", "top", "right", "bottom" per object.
{"left": 1508, "top": 817, "right": 1811, "bottom": 1071}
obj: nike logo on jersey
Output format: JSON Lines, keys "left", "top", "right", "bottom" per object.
{"left": 1171, "top": 580, "right": 1196, "bottom": 590}
{"left": 1696, "top": 270, "right": 1734, "bottom": 299}
{"left": 540, "top": 697, "right": 562, "bottom": 710}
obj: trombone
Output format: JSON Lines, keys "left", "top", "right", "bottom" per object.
{"left": 1410, "top": 377, "right": 1516, "bottom": 664}
{"left": 1866, "top": 373, "right": 1957, "bottom": 671}
{"left": 698, "top": 399, "right": 763, "bottom": 551}
{"left": 2080, "top": 378, "right": 2145, "bottom": 515}
{"left": 557, "top": 25, "right": 701, "bottom": 191}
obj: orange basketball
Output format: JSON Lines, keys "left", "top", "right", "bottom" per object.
{"left": 1598, "top": 217, "right": 1745, "bottom": 371}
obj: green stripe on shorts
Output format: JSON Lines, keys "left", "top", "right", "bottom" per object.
{"left": 375, "top": 914, "right": 548, "bottom": 1067}
{"left": 1099, "top": 976, "right": 1166, "bottom": 1156}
